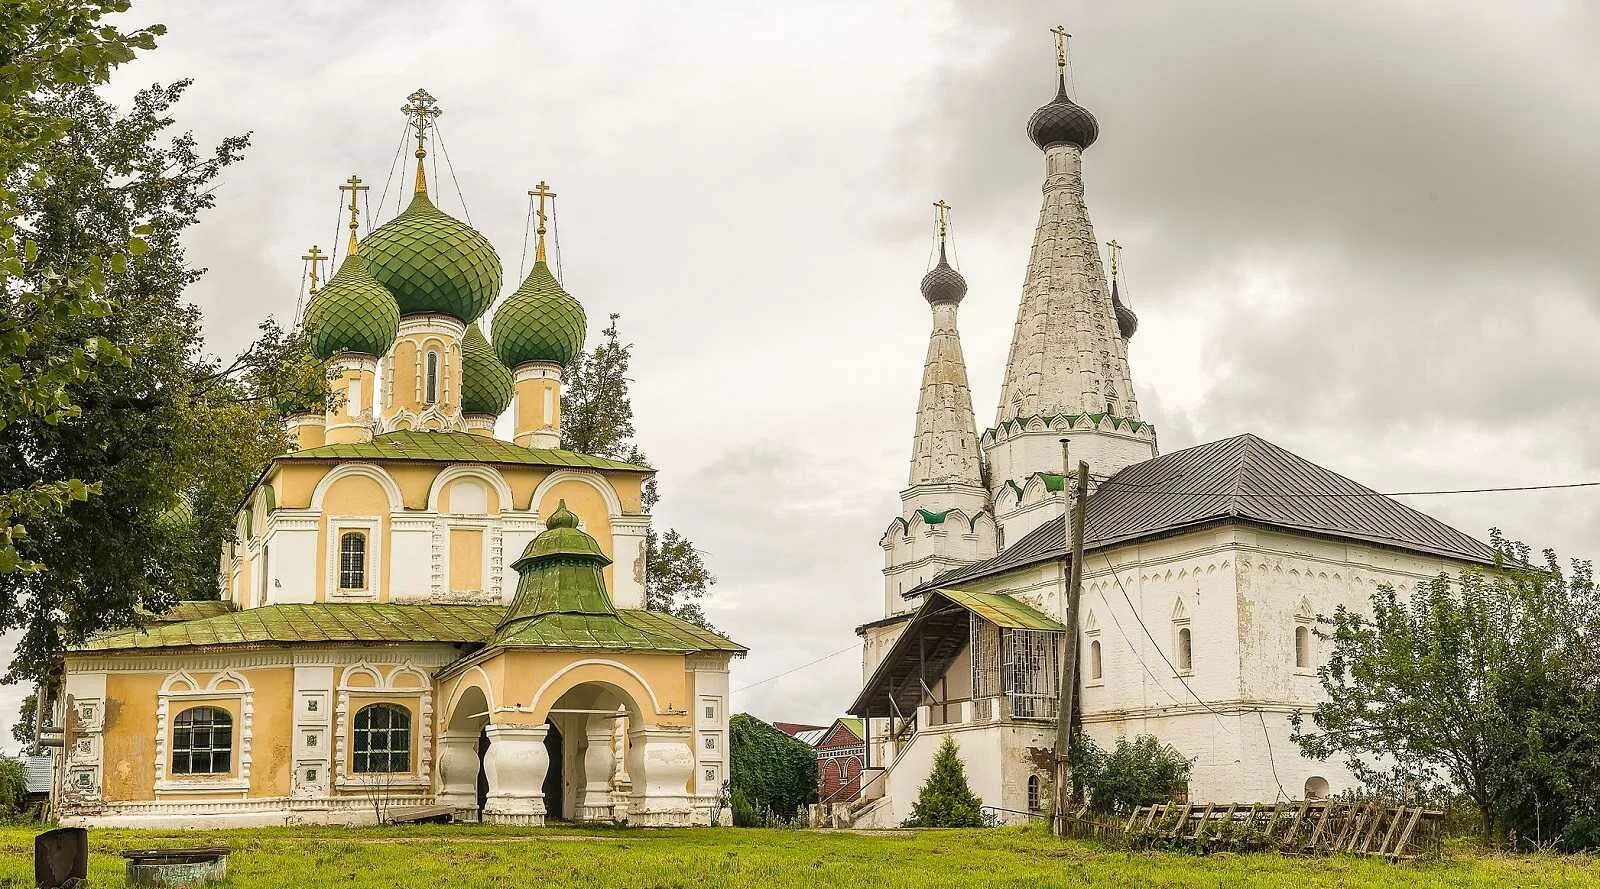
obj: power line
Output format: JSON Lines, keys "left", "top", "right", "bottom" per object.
{"left": 1090, "top": 586, "right": 1182, "bottom": 706}
{"left": 1093, "top": 478, "right": 1600, "bottom": 498}
{"left": 376, "top": 119, "right": 409, "bottom": 218}
{"left": 1255, "top": 708, "right": 1290, "bottom": 802}
{"left": 1097, "top": 551, "right": 1235, "bottom": 733}
{"left": 733, "top": 642, "right": 859, "bottom": 694}
{"left": 434, "top": 122, "right": 471, "bottom": 225}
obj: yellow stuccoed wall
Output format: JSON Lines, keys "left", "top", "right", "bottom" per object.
{"left": 538, "top": 481, "right": 615, "bottom": 588}
{"left": 316, "top": 474, "right": 392, "bottom": 601}
{"left": 449, "top": 650, "right": 693, "bottom": 729}
{"left": 98, "top": 667, "right": 295, "bottom": 802}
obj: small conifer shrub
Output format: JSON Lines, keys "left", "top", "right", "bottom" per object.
{"left": 904, "top": 736, "right": 986, "bottom": 827}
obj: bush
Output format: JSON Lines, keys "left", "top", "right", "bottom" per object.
{"left": 1071, "top": 734, "right": 1192, "bottom": 816}
{"left": 904, "top": 736, "right": 986, "bottom": 827}
{"left": 729, "top": 714, "right": 817, "bottom": 825}
{"left": 0, "top": 758, "right": 27, "bottom": 818}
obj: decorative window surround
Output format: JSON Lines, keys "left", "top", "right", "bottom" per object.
{"left": 154, "top": 671, "right": 253, "bottom": 794}
{"left": 327, "top": 516, "right": 382, "bottom": 601}
{"left": 332, "top": 662, "right": 433, "bottom": 791}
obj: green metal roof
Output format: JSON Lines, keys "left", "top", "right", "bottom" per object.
{"left": 145, "top": 600, "right": 237, "bottom": 625}
{"left": 361, "top": 192, "right": 502, "bottom": 323}
{"left": 936, "top": 588, "right": 1064, "bottom": 631}
{"left": 73, "top": 602, "right": 743, "bottom": 654}
{"left": 835, "top": 717, "right": 864, "bottom": 740}
{"left": 460, "top": 322, "right": 513, "bottom": 415}
{"left": 278, "top": 430, "right": 651, "bottom": 472}
{"left": 492, "top": 260, "right": 586, "bottom": 369}
{"left": 916, "top": 508, "right": 950, "bottom": 525}
{"left": 303, "top": 251, "right": 400, "bottom": 359}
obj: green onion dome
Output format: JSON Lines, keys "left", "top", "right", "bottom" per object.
{"left": 303, "top": 252, "right": 401, "bottom": 360}
{"left": 492, "top": 260, "right": 586, "bottom": 369}
{"left": 460, "top": 322, "right": 513, "bottom": 416}
{"left": 359, "top": 192, "right": 503, "bottom": 322}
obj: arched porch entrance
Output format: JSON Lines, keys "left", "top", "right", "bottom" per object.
{"left": 437, "top": 677, "right": 695, "bottom": 825}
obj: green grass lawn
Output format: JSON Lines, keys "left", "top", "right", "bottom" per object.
{"left": 0, "top": 822, "right": 1595, "bottom": 888}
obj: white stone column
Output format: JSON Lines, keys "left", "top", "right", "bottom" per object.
{"left": 580, "top": 717, "right": 617, "bottom": 821}
{"left": 626, "top": 726, "right": 695, "bottom": 826}
{"left": 482, "top": 723, "right": 549, "bottom": 825}
{"left": 435, "top": 729, "right": 480, "bottom": 813}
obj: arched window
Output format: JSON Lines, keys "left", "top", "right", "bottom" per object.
{"left": 1176, "top": 626, "right": 1193, "bottom": 672}
{"left": 338, "top": 531, "right": 367, "bottom": 591}
{"left": 1089, "top": 639, "right": 1103, "bottom": 681}
{"left": 172, "top": 706, "right": 233, "bottom": 775}
{"left": 1305, "top": 776, "right": 1330, "bottom": 800}
{"left": 1295, "top": 625, "right": 1311, "bottom": 669}
{"left": 424, "top": 351, "right": 440, "bottom": 405}
{"left": 1027, "top": 774, "right": 1042, "bottom": 812}
{"left": 353, "top": 703, "right": 411, "bottom": 773}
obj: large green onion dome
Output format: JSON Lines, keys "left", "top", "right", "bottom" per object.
{"left": 460, "top": 321, "right": 513, "bottom": 415}
{"left": 492, "top": 260, "right": 586, "bottom": 369}
{"left": 360, "top": 192, "right": 503, "bottom": 322}
{"left": 303, "top": 252, "right": 401, "bottom": 359}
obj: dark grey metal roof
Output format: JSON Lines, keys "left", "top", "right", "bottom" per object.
{"left": 912, "top": 433, "right": 1495, "bottom": 594}
{"left": 1027, "top": 72, "right": 1099, "bottom": 151}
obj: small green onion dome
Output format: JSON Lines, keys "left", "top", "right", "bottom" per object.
{"left": 460, "top": 322, "right": 513, "bottom": 416}
{"left": 360, "top": 192, "right": 503, "bottom": 322}
{"left": 491, "top": 260, "right": 586, "bottom": 369}
{"left": 303, "top": 252, "right": 401, "bottom": 360}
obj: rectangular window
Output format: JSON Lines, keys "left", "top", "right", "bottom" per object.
{"left": 348, "top": 379, "right": 363, "bottom": 418}
{"left": 338, "top": 531, "right": 367, "bottom": 591}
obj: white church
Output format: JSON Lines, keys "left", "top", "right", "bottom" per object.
{"left": 843, "top": 41, "right": 1496, "bottom": 826}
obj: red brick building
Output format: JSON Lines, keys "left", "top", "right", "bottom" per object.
{"left": 815, "top": 718, "right": 865, "bottom": 804}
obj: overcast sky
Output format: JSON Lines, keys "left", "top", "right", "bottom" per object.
{"left": 5, "top": 1, "right": 1599, "bottom": 749}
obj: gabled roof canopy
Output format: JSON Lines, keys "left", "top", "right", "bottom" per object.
{"left": 913, "top": 433, "right": 1495, "bottom": 596}
{"left": 847, "top": 589, "right": 1063, "bottom": 719}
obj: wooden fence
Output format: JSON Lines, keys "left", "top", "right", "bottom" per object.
{"left": 1122, "top": 800, "right": 1444, "bottom": 861}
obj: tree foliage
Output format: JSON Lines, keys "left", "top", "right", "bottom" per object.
{"left": 0, "top": 2, "right": 166, "bottom": 577}
{"left": 904, "top": 735, "right": 986, "bottom": 827}
{"left": 560, "top": 313, "right": 715, "bottom": 627}
{"left": 1070, "top": 733, "right": 1193, "bottom": 816}
{"left": 1292, "top": 533, "right": 1600, "bottom": 849}
{"left": 728, "top": 713, "right": 817, "bottom": 826}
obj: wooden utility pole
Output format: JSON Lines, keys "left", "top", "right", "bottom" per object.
{"left": 1051, "top": 442, "right": 1090, "bottom": 837}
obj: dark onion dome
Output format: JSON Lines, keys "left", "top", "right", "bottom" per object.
{"left": 303, "top": 252, "right": 401, "bottom": 359}
{"left": 920, "top": 245, "right": 968, "bottom": 306}
{"left": 1027, "top": 72, "right": 1099, "bottom": 151}
{"left": 360, "top": 191, "right": 503, "bottom": 322}
{"left": 492, "top": 260, "right": 586, "bottom": 369}
{"left": 460, "top": 322, "right": 513, "bottom": 415}
{"left": 1111, "top": 278, "right": 1138, "bottom": 340}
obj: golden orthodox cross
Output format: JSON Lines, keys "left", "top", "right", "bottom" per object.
{"left": 340, "top": 174, "right": 369, "bottom": 255}
{"left": 933, "top": 199, "right": 951, "bottom": 245}
{"left": 1105, "top": 238, "right": 1122, "bottom": 282}
{"left": 1051, "top": 25, "right": 1070, "bottom": 70}
{"left": 529, "top": 180, "right": 557, "bottom": 262}
{"left": 301, "top": 244, "right": 327, "bottom": 295}
{"left": 402, "top": 88, "right": 441, "bottom": 192}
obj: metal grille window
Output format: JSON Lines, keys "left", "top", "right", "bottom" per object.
{"left": 1027, "top": 774, "right": 1042, "bottom": 812}
{"left": 338, "top": 531, "right": 367, "bottom": 590}
{"left": 970, "top": 613, "right": 1002, "bottom": 699}
{"left": 1005, "top": 628, "right": 1061, "bottom": 719}
{"left": 172, "top": 707, "right": 232, "bottom": 775}
{"left": 353, "top": 703, "right": 411, "bottom": 773}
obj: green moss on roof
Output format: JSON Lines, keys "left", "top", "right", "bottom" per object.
{"left": 279, "top": 430, "right": 650, "bottom": 472}
{"left": 73, "top": 602, "right": 743, "bottom": 654}
{"left": 492, "top": 260, "right": 586, "bottom": 369}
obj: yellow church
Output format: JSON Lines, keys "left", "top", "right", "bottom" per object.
{"left": 52, "top": 89, "right": 744, "bottom": 828}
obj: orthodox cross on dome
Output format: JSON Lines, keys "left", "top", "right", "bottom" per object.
{"left": 1105, "top": 238, "right": 1122, "bottom": 283}
{"left": 933, "top": 199, "right": 951, "bottom": 247}
{"left": 402, "top": 88, "right": 442, "bottom": 194}
{"left": 529, "top": 179, "right": 556, "bottom": 263}
{"left": 301, "top": 244, "right": 327, "bottom": 295}
{"left": 1051, "top": 24, "right": 1070, "bottom": 70}
{"left": 340, "top": 174, "right": 369, "bottom": 256}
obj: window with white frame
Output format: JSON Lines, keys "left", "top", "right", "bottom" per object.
{"left": 353, "top": 703, "right": 411, "bottom": 773}
{"left": 1295, "top": 624, "right": 1312, "bottom": 669}
{"left": 171, "top": 706, "right": 233, "bottom": 775}
{"left": 1089, "top": 638, "right": 1103, "bottom": 681}
{"left": 424, "top": 351, "right": 440, "bottom": 404}
{"left": 338, "top": 531, "right": 367, "bottom": 591}
{"left": 1176, "top": 625, "right": 1193, "bottom": 673}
